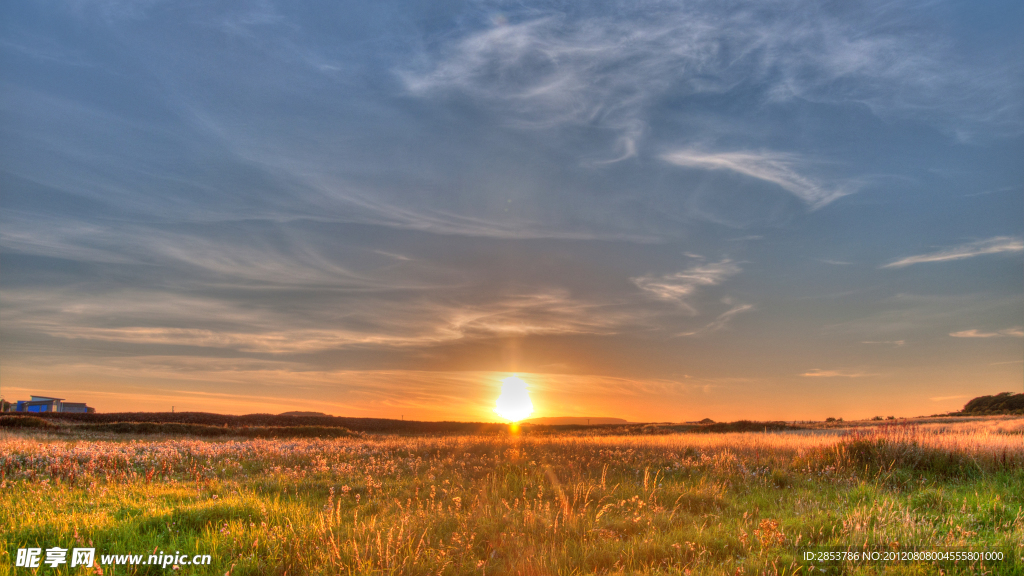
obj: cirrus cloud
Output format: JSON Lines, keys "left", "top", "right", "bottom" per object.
{"left": 632, "top": 260, "right": 741, "bottom": 313}
{"left": 661, "top": 150, "right": 854, "bottom": 208}
{"left": 401, "top": 0, "right": 1022, "bottom": 157}
{"left": 802, "top": 369, "right": 879, "bottom": 378}
{"left": 949, "top": 328, "right": 1023, "bottom": 339}
{"left": 882, "top": 237, "right": 1023, "bottom": 269}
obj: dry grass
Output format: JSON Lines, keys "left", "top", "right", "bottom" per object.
{"left": 1, "top": 420, "right": 1021, "bottom": 575}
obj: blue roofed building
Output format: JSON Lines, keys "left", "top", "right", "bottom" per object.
{"left": 13, "top": 395, "right": 93, "bottom": 413}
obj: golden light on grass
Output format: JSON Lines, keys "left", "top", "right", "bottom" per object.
{"left": 2, "top": 417, "right": 1021, "bottom": 574}
{"left": 494, "top": 375, "right": 534, "bottom": 422}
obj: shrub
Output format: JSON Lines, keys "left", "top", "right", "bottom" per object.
{"left": 76, "top": 421, "right": 360, "bottom": 438}
{"left": 0, "top": 415, "right": 61, "bottom": 430}
{"left": 962, "top": 392, "right": 1024, "bottom": 414}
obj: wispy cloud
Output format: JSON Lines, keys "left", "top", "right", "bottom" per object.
{"left": 8, "top": 0, "right": 1017, "bottom": 245}
{"left": 27, "top": 325, "right": 464, "bottom": 353}
{"left": 949, "top": 328, "right": 1023, "bottom": 339}
{"left": 882, "top": 237, "right": 1023, "bottom": 268}
{"left": 929, "top": 395, "right": 968, "bottom": 402}
{"left": 661, "top": 150, "right": 853, "bottom": 208}
{"left": 632, "top": 260, "right": 740, "bottom": 312}
{"left": 802, "top": 369, "right": 878, "bottom": 378}
{"left": 0, "top": 215, "right": 448, "bottom": 290}
{"left": 678, "top": 303, "right": 754, "bottom": 336}
{"left": 705, "top": 304, "right": 754, "bottom": 331}
{"left": 399, "top": 15, "right": 675, "bottom": 156}
{"left": 2, "top": 282, "right": 638, "bottom": 355}
{"left": 401, "top": 1, "right": 1022, "bottom": 155}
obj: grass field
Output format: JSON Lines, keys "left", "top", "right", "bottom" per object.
{"left": 1, "top": 418, "right": 1022, "bottom": 575}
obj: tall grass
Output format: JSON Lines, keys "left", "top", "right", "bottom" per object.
{"left": 1, "top": 420, "right": 1021, "bottom": 575}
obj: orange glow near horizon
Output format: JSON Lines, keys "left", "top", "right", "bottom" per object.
{"left": 493, "top": 375, "right": 535, "bottom": 422}
{"left": 2, "top": 362, "right": 1020, "bottom": 423}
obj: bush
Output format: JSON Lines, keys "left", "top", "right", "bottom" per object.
{"left": 0, "top": 415, "right": 61, "bottom": 430}
{"left": 23, "top": 411, "right": 511, "bottom": 434}
{"left": 699, "top": 420, "right": 799, "bottom": 433}
{"left": 242, "top": 425, "right": 361, "bottom": 439}
{"left": 77, "top": 421, "right": 360, "bottom": 438}
{"left": 80, "top": 422, "right": 227, "bottom": 436}
{"left": 962, "top": 392, "right": 1024, "bottom": 414}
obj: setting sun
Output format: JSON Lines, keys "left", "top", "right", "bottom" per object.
{"left": 493, "top": 375, "right": 535, "bottom": 422}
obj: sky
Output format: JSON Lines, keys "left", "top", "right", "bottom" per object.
{"left": 1, "top": 0, "right": 1021, "bottom": 422}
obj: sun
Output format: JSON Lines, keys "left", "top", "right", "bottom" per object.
{"left": 494, "top": 375, "right": 534, "bottom": 422}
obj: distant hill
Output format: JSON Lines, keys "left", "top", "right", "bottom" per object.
{"left": 960, "top": 392, "right": 1024, "bottom": 415}
{"left": 279, "top": 411, "right": 329, "bottom": 417}
{"left": 523, "top": 417, "right": 628, "bottom": 425}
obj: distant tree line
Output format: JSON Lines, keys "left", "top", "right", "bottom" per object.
{"left": 0, "top": 411, "right": 524, "bottom": 435}
{"left": 961, "top": 392, "right": 1024, "bottom": 414}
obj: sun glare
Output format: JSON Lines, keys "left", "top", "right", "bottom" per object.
{"left": 494, "top": 375, "right": 534, "bottom": 422}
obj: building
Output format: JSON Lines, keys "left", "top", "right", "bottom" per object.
{"left": 13, "top": 395, "right": 94, "bottom": 413}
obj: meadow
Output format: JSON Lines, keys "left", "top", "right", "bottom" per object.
{"left": 1, "top": 418, "right": 1022, "bottom": 575}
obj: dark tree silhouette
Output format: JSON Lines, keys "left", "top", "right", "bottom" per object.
{"left": 962, "top": 392, "right": 1024, "bottom": 414}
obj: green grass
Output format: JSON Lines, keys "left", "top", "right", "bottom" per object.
{"left": 1, "top": 422, "right": 1021, "bottom": 575}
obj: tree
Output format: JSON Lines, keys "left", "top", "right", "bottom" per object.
{"left": 962, "top": 392, "right": 1024, "bottom": 414}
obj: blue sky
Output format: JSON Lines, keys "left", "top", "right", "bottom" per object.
{"left": 1, "top": 0, "right": 1021, "bottom": 420}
